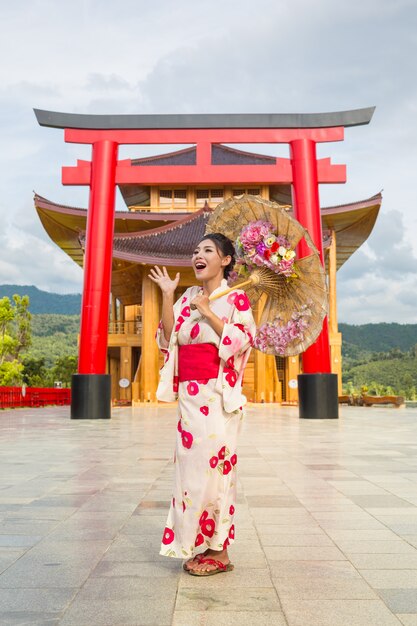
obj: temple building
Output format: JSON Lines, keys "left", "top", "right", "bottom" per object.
{"left": 35, "top": 144, "right": 382, "bottom": 405}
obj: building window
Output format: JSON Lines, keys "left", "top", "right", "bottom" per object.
{"left": 196, "top": 188, "right": 224, "bottom": 207}
{"left": 159, "top": 189, "right": 188, "bottom": 208}
{"left": 232, "top": 187, "right": 261, "bottom": 197}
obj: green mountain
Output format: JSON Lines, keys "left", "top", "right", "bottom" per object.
{"left": 27, "top": 314, "right": 80, "bottom": 367}
{"left": 343, "top": 355, "right": 417, "bottom": 394}
{"left": 340, "top": 323, "right": 417, "bottom": 353}
{"left": 0, "top": 285, "right": 81, "bottom": 315}
{"left": 339, "top": 323, "right": 417, "bottom": 398}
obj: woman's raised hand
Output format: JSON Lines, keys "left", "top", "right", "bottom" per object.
{"left": 148, "top": 266, "right": 180, "bottom": 296}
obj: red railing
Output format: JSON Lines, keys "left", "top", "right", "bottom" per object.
{"left": 0, "top": 387, "right": 71, "bottom": 409}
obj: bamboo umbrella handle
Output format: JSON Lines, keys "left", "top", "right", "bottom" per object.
{"left": 190, "top": 278, "right": 254, "bottom": 310}
{"left": 208, "top": 278, "right": 254, "bottom": 301}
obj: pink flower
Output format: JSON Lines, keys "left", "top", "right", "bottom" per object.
{"left": 227, "top": 271, "right": 239, "bottom": 284}
{"left": 227, "top": 292, "right": 237, "bottom": 305}
{"left": 240, "top": 225, "right": 263, "bottom": 248}
{"left": 254, "top": 305, "right": 312, "bottom": 355}
{"left": 229, "top": 524, "right": 235, "bottom": 540}
{"left": 209, "top": 456, "right": 218, "bottom": 468}
{"left": 252, "top": 253, "right": 264, "bottom": 267}
{"left": 223, "top": 460, "right": 232, "bottom": 475}
{"left": 234, "top": 293, "right": 250, "bottom": 311}
{"left": 223, "top": 537, "right": 230, "bottom": 550}
{"left": 175, "top": 316, "right": 185, "bottom": 332}
{"left": 230, "top": 453, "right": 237, "bottom": 466}
{"left": 177, "top": 419, "right": 182, "bottom": 433}
{"left": 195, "top": 533, "right": 204, "bottom": 546}
{"left": 229, "top": 505, "right": 235, "bottom": 515}
{"left": 222, "top": 336, "right": 232, "bottom": 345}
{"left": 162, "top": 527, "right": 175, "bottom": 545}
{"left": 199, "top": 405, "right": 209, "bottom": 416}
{"left": 181, "top": 430, "right": 193, "bottom": 449}
{"left": 218, "top": 446, "right": 226, "bottom": 460}
{"left": 226, "top": 356, "right": 235, "bottom": 368}
{"left": 190, "top": 323, "right": 200, "bottom": 339}
{"left": 201, "top": 518, "right": 216, "bottom": 538}
{"left": 225, "top": 369, "right": 238, "bottom": 387}
{"left": 277, "top": 258, "right": 295, "bottom": 277}
{"left": 240, "top": 221, "right": 273, "bottom": 250}
{"left": 181, "top": 306, "right": 190, "bottom": 317}
{"left": 199, "top": 510, "right": 209, "bottom": 525}
{"left": 187, "top": 382, "right": 199, "bottom": 396}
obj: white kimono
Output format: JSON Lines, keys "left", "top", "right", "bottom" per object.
{"left": 156, "top": 280, "right": 256, "bottom": 558}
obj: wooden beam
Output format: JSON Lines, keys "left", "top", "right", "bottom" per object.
{"left": 328, "top": 230, "right": 338, "bottom": 334}
{"left": 328, "top": 230, "right": 342, "bottom": 393}
{"left": 120, "top": 346, "right": 132, "bottom": 402}
{"left": 140, "top": 274, "right": 161, "bottom": 401}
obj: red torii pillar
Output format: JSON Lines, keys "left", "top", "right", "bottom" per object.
{"left": 34, "top": 108, "right": 374, "bottom": 419}
{"left": 290, "top": 138, "right": 337, "bottom": 418}
{"left": 69, "top": 140, "right": 118, "bottom": 419}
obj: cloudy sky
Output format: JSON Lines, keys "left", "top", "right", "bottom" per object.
{"left": 0, "top": 0, "right": 416, "bottom": 324}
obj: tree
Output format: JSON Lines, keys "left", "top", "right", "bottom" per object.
{"left": 51, "top": 355, "right": 77, "bottom": 387}
{"left": 22, "top": 356, "right": 49, "bottom": 387}
{"left": 0, "top": 295, "right": 32, "bottom": 386}
{"left": 0, "top": 360, "right": 24, "bottom": 386}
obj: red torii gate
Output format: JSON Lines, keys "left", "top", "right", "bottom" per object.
{"left": 35, "top": 108, "right": 375, "bottom": 419}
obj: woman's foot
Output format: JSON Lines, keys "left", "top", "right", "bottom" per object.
{"left": 187, "top": 548, "right": 231, "bottom": 574}
{"left": 183, "top": 549, "right": 209, "bottom": 571}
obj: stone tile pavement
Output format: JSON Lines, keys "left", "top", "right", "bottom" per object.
{"left": 1, "top": 403, "right": 417, "bottom": 625}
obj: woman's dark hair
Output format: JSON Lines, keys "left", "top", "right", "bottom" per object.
{"left": 198, "top": 233, "right": 236, "bottom": 279}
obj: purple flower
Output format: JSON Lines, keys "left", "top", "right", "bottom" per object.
{"left": 276, "top": 235, "right": 290, "bottom": 248}
{"left": 256, "top": 241, "right": 267, "bottom": 255}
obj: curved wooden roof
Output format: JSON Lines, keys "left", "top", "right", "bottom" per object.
{"left": 35, "top": 194, "right": 189, "bottom": 267}
{"left": 321, "top": 194, "right": 381, "bottom": 269}
{"left": 35, "top": 191, "right": 382, "bottom": 304}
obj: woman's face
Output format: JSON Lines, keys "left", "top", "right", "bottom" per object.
{"left": 192, "top": 239, "right": 230, "bottom": 281}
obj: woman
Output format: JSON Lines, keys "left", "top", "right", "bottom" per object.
{"left": 149, "top": 233, "right": 256, "bottom": 576}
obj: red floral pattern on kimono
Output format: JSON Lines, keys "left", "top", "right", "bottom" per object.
{"left": 155, "top": 279, "right": 256, "bottom": 558}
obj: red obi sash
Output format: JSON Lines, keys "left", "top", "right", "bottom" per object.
{"left": 178, "top": 343, "right": 220, "bottom": 382}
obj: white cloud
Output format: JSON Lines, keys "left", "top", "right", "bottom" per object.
{"left": 0, "top": 225, "right": 82, "bottom": 294}
{"left": 0, "top": 0, "right": 415, "bottom": 323}
{"left": 337, "top": 210, "right": 417, "bottom": 323}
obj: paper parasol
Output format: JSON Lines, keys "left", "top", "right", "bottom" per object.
{"left": 205, "top": 194, "right": 328, "bottom": 356}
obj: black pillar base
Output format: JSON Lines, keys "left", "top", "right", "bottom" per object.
{"left": 71, "top": 374, "right": 111, "bottom": 419}
{"left": 298, "top": 373, "right": 339, "bottom": 419}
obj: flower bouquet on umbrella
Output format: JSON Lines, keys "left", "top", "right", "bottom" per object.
{"left": 204, "top": 194, "right": 328, "bottom": 357}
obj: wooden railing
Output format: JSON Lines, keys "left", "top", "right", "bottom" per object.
{"left": 0, "top": 387, "right": 71, "bottom": 409}
{"left": 108, "top": 320, "right": 142, "bottom": 334}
